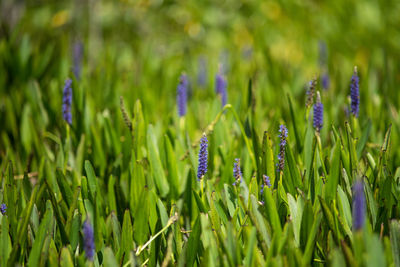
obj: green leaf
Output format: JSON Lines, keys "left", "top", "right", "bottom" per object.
{"left": 186, "top": 216, "right": 201, "bottom": 267}
{"left": 193, "top": 190, "right": 207, "bottom": 213}
{"left": 27, "top": 205, "right": 53, "bottom": 267}
{"left": 164, "top": 135, "right": 179, "bottom": 199}
{"left": 244, "top": 227, "right": 257, "bottom": 266}
{"left": 0, "top": 216, "right": 11, "bottom": 267}
{"left": 120, "top": 210, "right": 133, "bottom": 260}
{"left": 287, "top": 94, "right": 302, "bottom": 152}
{"left": 134, "top": 189, "right": 149, "bottom": 245}
{"left": 84, "top": 160, "right": 97, "bottom": 199}
{"left": 147, "top": 124, "right": 170, "bottom": 197}
{"left": 287, "top": 193, "right": 303, "bottom": 247}
{"left": 345, "top": 122, "right": 357, "bottom": 181}
{"left": 103, "top": 247, "right": 119, "bottom": 267}
{"left": 56, "top": 169, "right": 73, "bottom": 208}
{"left": 59, "top": 247, "right": 74, "bottom": 267}
{"left": 390, "top": 220, "right": 400, "bottom": 267}
{"left": 356, "top": 120, "right": 371, "bottom": 158}
{"left": 302, "top": 212, "right": 322, "bottom": 266}
{"left": 263, "top": 188, "right": 282, "bottom": 236}
{"left": 325, "top": 141, "right": 341, "bottom": 202}
{"left": 261, "top": 131, "right": 276, "bottom": 188}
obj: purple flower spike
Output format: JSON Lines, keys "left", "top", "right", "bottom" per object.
{"left": 233, "top": 158, "right": 242, "bottom": 186}
{"left": 197, "top": 57, "right": 207, "bottom": 87}
{"left": 350, "top": 66, "right": 360, "bottom": 117}
{"left": 197, "top": 134, "right": 208, "bottom": 180}
{"left": 0, "top": 203, "right": 6, "bottom": 215}
{"left": 352, "top": 180, "right": 365, "bottom": 231}
{"left": 321, "top": 72, "right": 330, "bottom": 90}
{"left": 260, "top": 175, "right": 271, "bottom": 194}
{"left": 215, "top": 72, "right": 227, "bottom": 107}
{"left": 177, "top": 74, "right": 188, "bottom": 117}
{"left": 73, "top": 41, "right": 83, "bottom": 80}
{"left": 278, "top": 125, "right": 288, "bottom": 172}
{"left": 83, "top": 220, "right": 95, "bottom": 261}
{"left": 313, "top": 91, "right": 324, "bottom": 132}
{"left": 62, "top": 79, "right": 73, "bottom": 125}
{"left": 306, "top": 78, "right": 317, "bottom": 108}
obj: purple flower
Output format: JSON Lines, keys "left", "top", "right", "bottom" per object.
{"left": 306, "top": 78, "right": 317, "bottom": 108}
{"left": 197, "top": 134, "right": 208, "bottom": 180}
{"left": 83, "top": 220, "right": 95, "bottom": 261}
{"left": 62, "top": 78, "right": 73, "bottom": 125}
{"left": 321, "top": 72, "right": 330, "bottom": 90}
{"left": 233, "top": 158, "right": 242, "bottom": 186}
{"left": 197, "top": 57, "right": 207, "bottom": 87}
{"left": 277, "top": 125, "right": 288, "bottom": 172}
{"left": 313, "top": 91, "right": 323, "bottom": 132}
{"left": 350, "top": 66, "right": 360, "bottom": 117}
{"left": 352, "top": 180, "right": 365, "bottom": 231}
{"left": 73, "top": 41, "right": 83, "bottom": 80}
{"left": 260, "top": 175, "right": 271, "bottom": 194}
{"left": 215, "top": 73, "right": 227, "bottom": 107}
{"left": 318, "top": 41, "right": 327, "bottom": 67}
{"left": 0, "top": 203, "right": 6, "bottom": 215}
{"left": 177, "top": 74, "right": 188, "bottom": 117}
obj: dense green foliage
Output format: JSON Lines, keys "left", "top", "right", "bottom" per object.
{"left": 1, "top": 0, "right": 400, "bottom": 266}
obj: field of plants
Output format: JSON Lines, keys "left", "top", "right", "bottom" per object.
{"left": 1, "top": 0, "right": 400, "bottom": 266}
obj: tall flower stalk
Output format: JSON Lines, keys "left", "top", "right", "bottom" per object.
{"left": 83, "top": 220, "right": 95, "bottom": 261}
{"left": 197, "top": 134, "right": 208, "bottom": 180}
{"left": 350, "top": 66, "right": 360, "bottom": 117}
{"left": 177, "top": 74, "right": 188, "bottom": 117}
{"left": 313, "top": 91, "right": 324, "bottom": 133}
{"left": 215, "top": 72, "right": 227, "bottom": 107}
{"left": 352, "top": 180, "right": 365, "bottom": 231}
{"left": 277, "top": 125, "right": 288, "bottom": 173}
{"left": 73, "top": 41, "right": 83, "bottom": 80}
{"left": 0, "top": 203, "right": 6, "bottom": 215}
{"left": 233, "top": 158, "right": 242, "bottom": 186}
{"left": 260, "top": 175, "right": 271, "bottom": 194}
{"left": 62, "top": 78, "right": 73, "bottom": 125}
{"left": 305, "top": 78, "right": 317, "bottom": 108}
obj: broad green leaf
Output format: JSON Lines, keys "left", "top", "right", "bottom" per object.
{"left": 147, "top": 124, "right": 170, "bottom": 197}
{"left": 120, "top": 210, "right": 133, "bottom": 260}
{"left": 0, "top": 216, "right": 11, "bottom": 267}
{"left": 27, "top": 205, "right": 53, "bottom": 267}
{"left": 59, "top": 247, "right": 74, "bottom": 267}
{"left": 84, "top": 160, "right": 97, "bottom": 199}
{"left": 390, "top": 220, "right": 400, "bottom": 267}
{"left": 325, "top": 141, "right": 341, "bottom": 202}
{"left": 186, "top": 216, "right": 201, "bottom": 267}
{"left": 261, "top": 131, "right": 276, "bottom": 187}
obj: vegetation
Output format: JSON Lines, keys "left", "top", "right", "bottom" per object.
{"left": 1, "top": 0, "right": 400, "bottom": 266}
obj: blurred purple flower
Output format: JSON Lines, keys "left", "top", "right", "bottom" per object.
{"left": 215, "top": 72, "right": 227, "bottom": 107}
{"left": 321, "top": 72, "right": 330, "bottom": 90}
{"left": 350, "top": 66, "right": 360, "bottom": 117}
{"left": 83, "top": 220, "right": 95, "bottom": 261}
{"left": 233, "top": 158, "right": 242, "bottom": 186}
{"left": 352, "top": 180, "right": 365, "bottom": 231}
{"left": 73, "top": 41, "right": 83, "bottom": 80}
{"left": 197, "top": 57, "right": 207, "bottom": 87}
{"left": 62, "top": 78, "right": 73, "bottom": 125}
{"left": 313, "top": 92, "right": 323, "bottom": 132}
{"left": 177, "top": 74, "right": 188, "bottom": 117}
{"left": 0, "top": 203, "right": 6, "bottom": 215}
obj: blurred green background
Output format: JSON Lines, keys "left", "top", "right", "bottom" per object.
{"left": 1, "top": 0, "right": 400, "bottom": 171}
